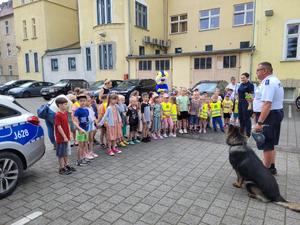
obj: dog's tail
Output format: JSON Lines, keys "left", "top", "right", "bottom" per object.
{"left": 275, "top": 199, "right": 300, "bottom": 212}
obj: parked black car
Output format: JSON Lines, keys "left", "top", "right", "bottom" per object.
{"left": 41, "top": 79, "right": 89, "bottom": 100}
{"left": 111, "top": 79, "right": 157, "bottom": 104}
{"left": 0, "top": 80, "right": 34, "bottom": 95}
{"left": 192, "top": 80, "right": 228, "bottom": 97}
{"left": 89, "top": 80, "right": 123, "bottom": 96}
{"left": 8, "top": 81, "right": 54, "bottom": 98}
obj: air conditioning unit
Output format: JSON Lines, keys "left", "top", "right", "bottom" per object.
{"left": 152, "top": 38, "right": 158, "bottom": 45}
{"left": 144, "top": 36, "right": 151, "bottom": 44}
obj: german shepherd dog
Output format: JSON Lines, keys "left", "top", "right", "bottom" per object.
{"left": 226, "top": 124, "right": 300, "bottom": 212}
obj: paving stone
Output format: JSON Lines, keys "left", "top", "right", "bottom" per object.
{"left": 121, "top": 210, "right": 143, "bottom": 223}
{"left": 169, "top": 204, "right": 189, "bottom": 216}
{"left": 201, "top": 213, "right": 222, "bottom": 225}
{"left": 132, "top": 203, "right": 152, "bottom": 214}
{"left": 221, "top": 215, "right": 243, "bottom": 225}
{"left": 77, "top": 202, "right": 96, "bottom": 213}
{"left": 101, "top": 210, "right": 122, "bottom": 223}
{"left": 62, "top": 208, "right": 85, "bottom": 222}
{"left": 83, "top": 209, "right": 103, "bottom": 221}
{"left": 140, "top": 211, "right": 162, "bottom": 224}
{"left": 161, "top": 212, "right": 182, "bottom": 224}
{"left": 180, "top": 213, "right": 202, "bottom": 225}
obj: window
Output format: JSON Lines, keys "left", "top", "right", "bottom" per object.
{"left": 97, "top": 0, "right": 112, "bottom": 25}
{"left": 205, "top": 45, "right": 213, "bottom": 51}
{"left": 200, "top": 8, "right": 220, "bottom": 30}
{"left": 155, "top": 50, "right": 160, "bottom": 55}
{"left": 223, "top": 55, "right": 237, "bottom": 68}
{"left": 68, "top": 57, "right": 76, "bottom": 71}
{"left": 155, "top": 60, "right": 170, "bottom": 71}
{"left": 234, "top": 2, "right": 254, "bottom": 26}
{"left": 23, "top": 20, "right": 27, "bottom": 39}
{"left": 171, "top": 14, "right": 187, "bottom": 34}
{"left": 8, "top": 65, "right": 12, "bottom": 76}
{"left": 139, "top": 46, "right": 145, "bottom": 55}
{"left": 285, "top": 23, "right": 300, "bottom": 59}
{"left": 25, "top": 53, "right": 30, "bottom": 72}
{"left": 240, "top": 41, "right": 250, "bottom": 49}
{"left": 51, "top": 58, "right": 58, "bottom": 71}
{"left": 136, "top": 1, "right": 147, "bottom": 29}
{"left": 194, "top": 57, "right": 212, "bottom": 69}
{"left": 138, "top": 60, "right": 152, "bottom": 71}
{"left": 34, "top": 52, "right": 39, "bottom": 72}
{"left": 5, "top": 21, "right": 9, "bottom": 35}
{"left": 32, "top": 18, "right": 37, "bottom": 38}
{"left": 0, "top": 105, "right": 19, "bottom": 119}
{"left": 99, "top": 43, "right": 114, "bottom": 70}
{"left": 86, "top": 47, "right": 92, "bottom": 71}
{"left": 175, "top": 48, "right": 182, "bottom": 54}
{"left": 7, "top": 43, "right": 11, "bottom": 56}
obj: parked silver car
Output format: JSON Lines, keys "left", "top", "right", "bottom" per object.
{"left": 0, "top": 95, "right": 45, "bottom": 198}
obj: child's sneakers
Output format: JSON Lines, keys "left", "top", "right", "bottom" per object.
{"left": 92, "top": 153, "right": 99, "bottom": 158}
{"left": 123, "top": 140, "right": 129, "bottom": 145}
{"left": 158, "top": 134, "right": 164, "bottom": 139}
{"left": 118, "top": 141, "right": 127, "bottom": 147}
{"left": 65, "top": 165, "right": 76, "bottom": 172}
{"left": 152, "top": 134, "right": 158, "bottom": 140}
{"left": 133, "top": 139, "right": 140, "bottom": 144}
{"left": 203, "top": 129, "right": 207, "bottom": 134}
{"left": 106, "top": 149, "right": 115, "bottom": 156}
{"left": 86, "top": 153, "right": 95, "bottom": 160}
{"left": 163, "top": 133, "right": 168, "bottom": 138}
{"left": 183, "top": 129, "right": 188, "bottom": 134}
{"left": 129, "top": 140, "right": 135, "bottom": 145}
{"left": 112, "top": 148, "right": 122, "bottom": 154}
{"left": 59, "top": 167, "right": 72, "bottom": 175}
{"left": 179, "top": 129, "right": 184, "bottom": 134}
{"left": 199, "top": 129, "right": 203, "bottom": 133}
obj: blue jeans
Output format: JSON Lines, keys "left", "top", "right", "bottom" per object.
{"left": 45, "top": 119, "right": 55, "bottom": 145}
{"left": 212, "top": 116, "right": 224, "bottom": 132}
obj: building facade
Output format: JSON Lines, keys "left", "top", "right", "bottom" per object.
{"left": 252, "top": 0, "right": 300, "bottom": 102}
{"left": 13, "top": 0, "right": 79, "bottom": 81}
{"left": 78, "top": 0, "right": 254, "bottom": 88}
{"left": 0, "top": 0, "right": 18, "bottom": 83}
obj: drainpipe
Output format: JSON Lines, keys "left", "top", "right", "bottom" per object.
{"left": 127, "top": 0, "right": 132, "bottom": 79}
{"left": 41, "top": 52, "right": 46, "bottom": 81}
{"left": 249, "top": 0, "right": 257, "bottom": 81}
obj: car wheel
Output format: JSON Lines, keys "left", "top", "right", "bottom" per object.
{"left": 0, "top": 152, "right": 23, "bottom": 199}
{"left": 23, "top": 91, "right": 31, "bottom": 98}
{"left": 296, "top": 96, "right": 300, "bottom": 110}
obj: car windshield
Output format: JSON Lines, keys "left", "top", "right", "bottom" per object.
{"left": 53, "top": 80, "right": 68, "bottom": 87}
{"left": 116, "top": 80, "right": 139, "bottom": 90}
{"left": 20, "top": 82, "right": 34, "bottom": 88}
{"left": 195, "top": 83, "right": 217, "bottom": 92}
{"left": 90, "top": 81, "right": 104, "bottom": 89}
{"left": 4, "top": 80, "right": 16, "bottom": 85}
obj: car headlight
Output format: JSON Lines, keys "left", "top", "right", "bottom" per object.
{"left": 49, "top": 89, "right": 56, "bottom": 93}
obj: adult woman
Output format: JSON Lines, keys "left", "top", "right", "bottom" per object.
{"left": 238, "top": 72, "right": 254, "bottom": 137}
{"left": 98, "top": 79, "right": 112, "bottom": 98}
{"left": 253, "top": 81, "right": 262, "bottom": 123}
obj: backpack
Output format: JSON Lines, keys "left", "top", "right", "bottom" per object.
{"left": 37, "top": 104, "right": 50, "bottom": 120}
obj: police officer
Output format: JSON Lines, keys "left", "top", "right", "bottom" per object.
{"left": 238, "top": 72, "right": 254, "bottom": 137}
{"left": 254, "top": 62, "right": 284, "bottom": 175}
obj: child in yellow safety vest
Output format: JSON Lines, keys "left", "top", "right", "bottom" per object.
{"left": 161, "top": 94, "right": 174, "bottom": 137}
{"left": 170, "top": 96, "right": 178, "bottom": 137}
{"left": 210, "top": 95, "right": 224, "bottom": 132}
{"left": 222, "top": 94, "right": 233, "bottom": 127}
{"left": 232, "top": 96, "right": 239, "bottom": 125}
{"left": 97, "top": 94, "right": 108, "bottom": 147}
{"left": 199, "top": 96, "right": 209, "bottom": 133}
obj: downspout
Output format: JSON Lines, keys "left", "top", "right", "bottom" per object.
{"left": 249, "top": 0, "right": 257, "bottom": 81}
{"left": 41, "top": 52, "right": 46, "bottom": 81}
{"left": 126, "top": 0, "right": 132, "bottom": 79}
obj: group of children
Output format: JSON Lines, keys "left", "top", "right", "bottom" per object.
{"left": 53, "top": 87, "right": 238, "bottom": 175}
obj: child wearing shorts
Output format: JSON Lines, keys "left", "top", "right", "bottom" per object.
{"left": 152, "top": 96, "right": 163, "bottom": 139}
{"left": 54, "top": 97, "right": 76, "bottom": 175}
{"left": 74, "top": 94, "right": 90, "bottom": 166}
{"left": 127, "top": 96, "right": 140, "bottom": 145}
{"left": 177, "top": 88, "right": 190, "bottom": 134}
{"left": 170, "top": 96, "right": 178, "bottom": 137}
{"left": 161, "top": 93, "right": 174, "bottom": 137}
{"left": 222, "top": 94, "right": 233, "bottom": 128}
{"left": 189, "top": 91, "right": 201, "bottom": 132}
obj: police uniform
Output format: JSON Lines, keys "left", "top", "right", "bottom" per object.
{"left": 253, "top": 84, "right": 263, "bottom": 121}
{"left": 260, "top": 74, "right": 284, "bottom": 151}
{"left": 238, "top": 81, "right": 254, "bottom": 137}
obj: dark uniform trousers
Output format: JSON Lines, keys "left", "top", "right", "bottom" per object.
{"left": 238, "top": 100, "right": 252, "bottom": 137}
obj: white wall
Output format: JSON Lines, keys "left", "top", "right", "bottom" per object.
{"left": 43, "top": 50, "right": 84, "bottom": 83}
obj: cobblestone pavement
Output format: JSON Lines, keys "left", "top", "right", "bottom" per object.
{"left": 1, "top": 98, "right": 300, "bottom": 225}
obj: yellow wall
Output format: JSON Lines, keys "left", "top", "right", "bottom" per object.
{"left": 172, "top": 56, "right": 190, "bottom": 88}
{"left": 167, "top": 0, "right": 253, "bottom": 53}
{"left": 253, "top": 0, "right": 300, "bottom": 86}
{"left": 13, "top": 0, "right": 78, "bottom": 80}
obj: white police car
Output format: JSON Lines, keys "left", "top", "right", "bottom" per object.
{"left": 0, "top": 95, "right": 45, "bottom": 198}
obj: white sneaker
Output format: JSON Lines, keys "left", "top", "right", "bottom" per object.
{"left": 199, "top": 129, "right": 203, "bottom": 133}
{"left": 179, "top": 129, "right": 183, "bottom": 134}
{"left": 173, "top": 133, "right": 177, "bottom": 137}
{"left": 203, "top": 129, "right": 207, "bottom": 134}
{"left": 183, "top": 129, "right": 188, "bottom": 134}
{"left": 163, "top": 133, "right": 168, "bottom": 138}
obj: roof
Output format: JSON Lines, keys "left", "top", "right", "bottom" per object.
{"left": 127, "top": 47, "right": 254, "bottom": 59}
{"left": 0, "top": 0, "right": 13, "bottom": 18}
{"left": 45, "top": 42, "right": 81, "bottom": 53}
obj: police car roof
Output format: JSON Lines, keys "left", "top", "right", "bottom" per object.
{"left": 0, "top": 94, "right": 14, "bottom": 102}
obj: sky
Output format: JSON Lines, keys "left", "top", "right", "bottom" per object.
{"left": 0, "top": 0, "right": 8, "bottom": 4}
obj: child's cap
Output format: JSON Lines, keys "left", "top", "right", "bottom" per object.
{"left": 163, "top": 93, "right": 169, "bottom": 98}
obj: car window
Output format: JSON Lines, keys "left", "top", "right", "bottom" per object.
{"left": 0, "top": 105, "right": 20, "bottom": 119}
{"left": 196, "top": 83, "right": 217, "bottom": 92}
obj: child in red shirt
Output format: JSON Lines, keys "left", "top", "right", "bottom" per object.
{"left": 55, "top": 97, "right": 76, "bottom": 175}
